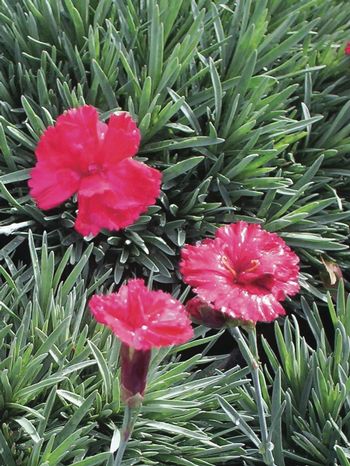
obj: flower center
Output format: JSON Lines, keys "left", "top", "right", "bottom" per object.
{"left": 244, "top": 259, "right": 260, "bottom": 274}
{"left": 87, "top": 163, "right": 100, "bottom": 174}
{"left": 221, "top": 256, "right": 237, "bottom": 280}
{"left": 221, "top": 256, "right": 261, "bottom": 283}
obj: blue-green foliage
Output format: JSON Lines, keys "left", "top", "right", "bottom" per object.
{"left": 0, "top": 0, "right": 349, "bottom": 294}
{"left": 0, "top": 1, "right": 350, "bottom": 464}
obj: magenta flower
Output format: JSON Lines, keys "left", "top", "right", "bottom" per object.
{"left": 180, "top": 222, "right": 300, "bottom": 323}
{"left": 89, "top": 279, "right": 193, "bottom": 404}
{"left": 29, "top": 105, "right": 161, "bottom": 236}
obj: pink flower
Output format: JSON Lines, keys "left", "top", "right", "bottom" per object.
{"left": 345, "top": 42, "right": 350, "bottom": 55}
{"left": 89, "top": 279, "right": 193, "bottom": 350}
{"left": 29, "top": 105, "right": 161, "bottom": 236}
{"left": 180, "top": 222, "right": 300, "bottom": 323}
{"left": 90, "top": 279, "right": 193, "bottom": 405}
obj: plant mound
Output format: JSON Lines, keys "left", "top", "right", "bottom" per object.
{"left": 0, "top": 1, "right": 350, "bottom": 465}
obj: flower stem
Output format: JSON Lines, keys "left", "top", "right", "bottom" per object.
{"left": 230, "top": 326, "right": 276, "bottom": 466}
{"left": 113, "top": 405, "right": 139, "bottom": 466}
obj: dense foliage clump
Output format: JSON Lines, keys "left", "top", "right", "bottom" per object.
{"left": 0, "top": 0, "right": 349, "bottom": 291}
{"left": 0, "top": 1, "right": 350, "bottom": 465}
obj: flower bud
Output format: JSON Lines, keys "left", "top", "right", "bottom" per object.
{"left": 186, "top": 297, "right": 227, "bottom": 329}
{"left": 120, "top": 343, "right": 152, "bottom": 408}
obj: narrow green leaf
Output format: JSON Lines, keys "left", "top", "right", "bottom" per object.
{"left": 148, "top": 3, "right": 164, "bottom": 91}
{"left": 0, "top": 169, "right": 31, "bottom": 184}
{"left": 91, "top": 59, "right": 118, "bottom": 108}
{"left": 61, "top": 244, "right": 93, "bottom": 297}
{"left": 88, "top": 341, "right": 112, "bottom": 399}
{"left": 146, "top": 421, "right": 209, "bottom": 441}
{"left": 143, "top": 136, "right": 224, "bottom": 152}
{"left": 162, "top": 156, "right": 204, "bottom": 182}
{"left": 55, "top": 392, "right": 96, "bottom": 445}
{"left": 14, "top": 418, "right": 41, "bottom": 443}
{"left": 217, "top": 395, "right": 260, "bottom": 447}
{"left": 209, "top": 58, "right": 222, "bottom": 128}
{"left": 73, "top": 453, "right": 112, "bottom": 466}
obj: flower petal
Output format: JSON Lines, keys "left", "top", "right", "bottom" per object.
{"left": 78, "top": 173, "right": 111, "bottom": 196}
{"left": 89, "top": 279, "right": 193, "bottom": 350}
{"left": 75, "top": 191, "right": 150, "bottom": 236}
{"left": 106, "top": 158, "right": 161, "bottom": 208}
{"left": 216, "top": 222, "right": 300, "bottom": 298}
{"left": 210, "top": 286, "right": 286, "bottom": 322}
{"left": 35, "top": 105, "right": 104, "bottom": 172}
{"left": 29, "top": 162, "right": 80, "bottom": 210}
{"left": 74, "top": 193, "right": 126, "bottom": 236}
{"left": 102, "top": 112, "right": 141, "bottom": 164}
{"left": 345, "top": 42, "right": 350, "bottom": 55}
{"left": 180, "top": 238, "right": 234, "bottom": 290}
{"left": 75, "top": 158, "right": 161, "bottom": 236}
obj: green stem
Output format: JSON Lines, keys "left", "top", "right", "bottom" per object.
{"left": 230, "top": 326, "right": 276, "bottom": 466}
{"left": 114, "top": 405, "right": 139, "bottom": 466}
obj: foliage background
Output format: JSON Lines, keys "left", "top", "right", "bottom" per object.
{"left": 0, "top": 0, "right": 350, "bottom": 465}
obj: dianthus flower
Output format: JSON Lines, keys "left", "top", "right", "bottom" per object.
{"left": 89, "top": 279, "right": 193, "bottom": 405}
{"left": 29, "top": 105, "right": 161, "bottom": 236}
{"left": 180, "top": 222, "right": 300, "bottom": 323}
{"left": 345, "top": 42, "right": 350, "bottom": 55}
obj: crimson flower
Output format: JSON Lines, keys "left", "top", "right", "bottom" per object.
{"left": 180, "top": 222, "right": 300, "bottom": 323}
{"left": 89, "top": 279, "right": 193, "bottom": 405}
{"left": 89, "top": 279, "right": 193, "bottom": 350}
{"left": 29, "top": 105, "right": 161, "bottom": 236}
{"left": 345, "top": 42, "right": 350, "bottom": 55}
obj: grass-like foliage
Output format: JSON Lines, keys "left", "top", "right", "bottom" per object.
{"left": 262, "top": 283, "right": 350, "bottom": 466}
{"left": 219, "top": 283, "right": 350, "bottom": 466}
{"left": 0, "top": 0, "right": 349, "bottom": 295}
{"left": 0, "top": 234, "right": 250, "bottom": 466}
{"left": 0, "top": 0, "right": 350, "bottom": 465}
{"left": 1, "top": 234, "right": 350, "bottom": 465}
